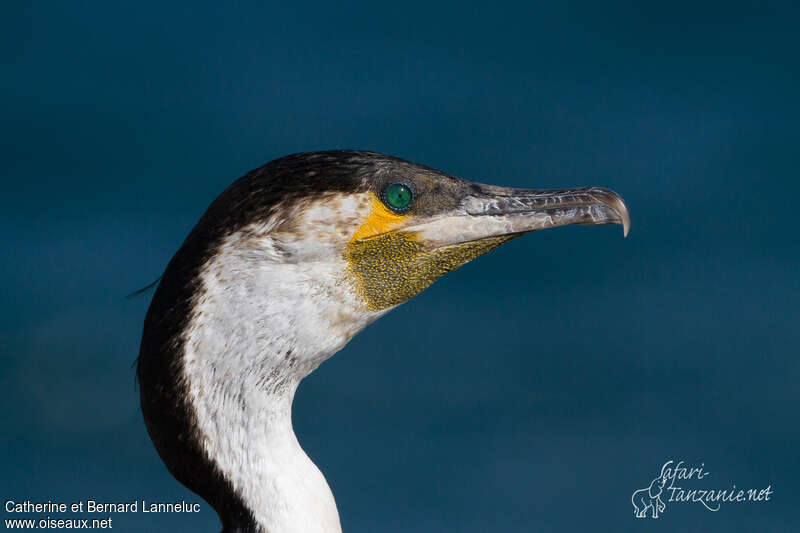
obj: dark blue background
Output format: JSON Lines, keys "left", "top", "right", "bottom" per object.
{"left": 2, "top": 1, "right": 797, "bottom": 531}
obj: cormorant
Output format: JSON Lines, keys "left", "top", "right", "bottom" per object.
{"left": 137, "top": 150, "right": 629, "bottom": 533}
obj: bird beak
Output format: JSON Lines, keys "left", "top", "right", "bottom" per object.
{"left": 408, "top": 185, "right": 630, "bottom": 248}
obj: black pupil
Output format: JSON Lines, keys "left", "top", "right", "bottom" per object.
{"left": 386, "top": 184, "right": 411, "bottom": 210}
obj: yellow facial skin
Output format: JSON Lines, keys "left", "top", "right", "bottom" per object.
{"left": 349, "top": 195, "right": 408, "bottom": 241}
{"left": 345, "top": 193, "right": 517, "bottom": 311}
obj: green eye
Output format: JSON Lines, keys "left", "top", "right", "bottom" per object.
{"left": 382, "top": 182, "right": 414, "bottom": 212}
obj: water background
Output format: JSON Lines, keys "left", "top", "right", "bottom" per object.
{"left": 2, "top": 2, "right": 798, "bottom": 531}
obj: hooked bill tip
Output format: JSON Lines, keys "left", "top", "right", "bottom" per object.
{"left": 585, "top": 186, "right": 630, "bottom": 238}
{"left": 598, "top": 187, "right": 630, "bottom": 238}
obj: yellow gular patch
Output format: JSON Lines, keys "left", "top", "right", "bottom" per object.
{"left": 350, "top": 194, "right": 409, "bottom": 241}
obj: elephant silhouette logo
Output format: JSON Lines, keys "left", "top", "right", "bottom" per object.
{"left": 631, "top": 462, "right": 671, "bottom": 518}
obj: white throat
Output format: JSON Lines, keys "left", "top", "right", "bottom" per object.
{"left": 181, "top": 224, "right": 382, "bottom": 533}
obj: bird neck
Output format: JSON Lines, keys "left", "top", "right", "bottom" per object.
{"left": 178, "top": 234, "right": 372, "bottom": 533}
{"left": 184, "top": 370, "right": 340, "bottom": 533}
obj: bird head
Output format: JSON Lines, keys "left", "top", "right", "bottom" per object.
{"left": 142, "top": 150, "right": 630, "bottom": 388}
{"left": 263, "top": 151, "right": 629, "bottom": 313}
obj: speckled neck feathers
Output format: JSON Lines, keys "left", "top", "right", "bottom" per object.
{"left": 137, "top": 152, "right": 387, "bottom": 533}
